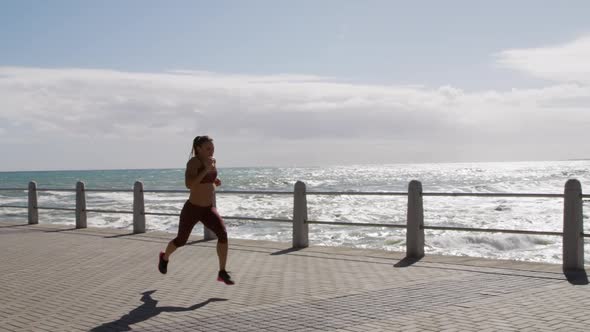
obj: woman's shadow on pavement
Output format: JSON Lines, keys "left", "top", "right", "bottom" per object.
{"left": 91, "top": 290, "right": 227, "bottom": 332}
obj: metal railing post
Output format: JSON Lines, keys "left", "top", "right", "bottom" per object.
{"left": 133, "top": 181, "right": 146, "bottom": 233}
{"left": 563, "top": 179, "right": 584, "bottom": 271}
{"left": 407, "top": 180, "right": 424, "bottom": 258}
{"left": 75, "top": 181, "right": 87, "bottom": 228}
{"left": 28, "top": 181, "right": 38, "bottom": 224}
{"left": 293, "top": 181, "right": 309, "bottom": 248}
{"left": 204, "top": 193, "right": 217, "bottom": 240}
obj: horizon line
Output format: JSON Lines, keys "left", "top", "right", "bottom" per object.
{"left": 0, "top": 158, "right": 585, "bottom": 173}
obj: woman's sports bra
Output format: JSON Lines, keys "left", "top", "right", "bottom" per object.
{"left": 199, "top": 169, "right": 217, "bottom": 184}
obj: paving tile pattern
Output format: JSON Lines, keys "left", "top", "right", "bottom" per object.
{"left": 0, "top": 221, "right": 588, "bottom": 331}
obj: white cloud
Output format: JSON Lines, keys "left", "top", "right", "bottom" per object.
{"left": 495, "top": 35, "right": 590, "bottom": 83}
{"left": 0, "top": 64, "right": 589, "bottom": 170}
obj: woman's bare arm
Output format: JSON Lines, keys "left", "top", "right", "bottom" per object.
{"left": 184, "top": 158, "right": 210, "bottom": 189}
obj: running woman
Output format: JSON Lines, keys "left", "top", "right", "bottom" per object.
{"left": 158, "top": 135, "right": 234, "bottom": 285}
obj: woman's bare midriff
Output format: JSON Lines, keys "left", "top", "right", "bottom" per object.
{"left": 188, "top": 183, "right": 216, "bottom": 206}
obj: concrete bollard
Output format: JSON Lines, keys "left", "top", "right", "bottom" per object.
{"left": 293, "top": 181, "right": 309, "bottom": 248}
{"left": 28, "top": 181, "right": 38, "bottom": 225}
{"left": 563, "top": 179, "right": 584, "bottom": 271}
{"left": 406, "top": 180, "right": 424, "bottom": 258}
{"left": 75, "top": 181, "right": 87, "bottom": 229}
{"left": 204, "top": 193, "right": 217, "bottom": 241}
{"left": 133, "top": 181, "right": 146, "bottom": 234}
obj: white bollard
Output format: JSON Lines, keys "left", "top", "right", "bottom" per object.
{"left": 406, "top": 180, "right": 424, "bottom": 258}
{"left": 75, "top": 181, "right": 87, "bottom": 229}
{"left": 28, "top": 181, "right": 38, "bottom": 225}
{"left": 293, "top": 181, "right": 309, "bottom": 248}
{"left": 563, "top": 179, "right": 584, "bottom": 271}
{"left": 133, "top": 181, "right": 146, "bottom": 234}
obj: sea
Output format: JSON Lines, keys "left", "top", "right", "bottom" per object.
{"left": 1, "top": 160, "right": 589, "bottom": 264}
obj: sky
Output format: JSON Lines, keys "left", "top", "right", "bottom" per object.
{"left": 1, "top": 0, "right": 590, "bottom": 171}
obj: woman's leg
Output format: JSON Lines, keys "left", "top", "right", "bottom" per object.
{"left": 201, "top": 207, "right": 228, "bottom": 270}
{"left": 163, "top": 241, "right": 177, "bottom": 261}
{"left": 159, "top": 202, "right": 198, "bottom": 274}
{"left": 201, "top": 207, "right": 233, "bottom": 284}
{"left": 217, "top": 239, "right": 228, "bottom": 271}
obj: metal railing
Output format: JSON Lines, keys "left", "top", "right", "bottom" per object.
{"left": 0, "top": 179, "right": 587, "bottom": 270}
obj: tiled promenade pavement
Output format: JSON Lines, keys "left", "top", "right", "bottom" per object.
{"left": 1, "top": 221, "right": 589, "bottom": 332}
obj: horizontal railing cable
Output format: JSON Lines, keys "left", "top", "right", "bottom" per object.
{"left": 307, "top": 220, "right": 407, "bottom": 228}
{"left": 423, "top": 192, "right": 564, "bottom": 198}
{"left": 143, "top": 211, "right": 179, "bottom": 217}
{"left": 0, "top": 205, "right": 27, "bottom": 209}
{"left": 143, "top": 211, "right": 291, "bottom": 223}
{"left": 36, "top": 206, "right": 76, "bottom": 212}
{"left": 85, "top": 209, "right": 134, "bottom": 215}
{"left": 307, "top": 191, "right": 407, "bottom": 196}
{"left": 36, "top": 188, "right": 75, "bottom": 192}
{"left": 143, "top": 190, "right": 295, "bottom": 195}
{"left": 84, "top": 189, "right": 133, "bottom": 193}
{"left": 223, "top": 216, "right": 292, "bottom": 223}
{"left": 217, "top": 190, "right": 293, "bottom": 195}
